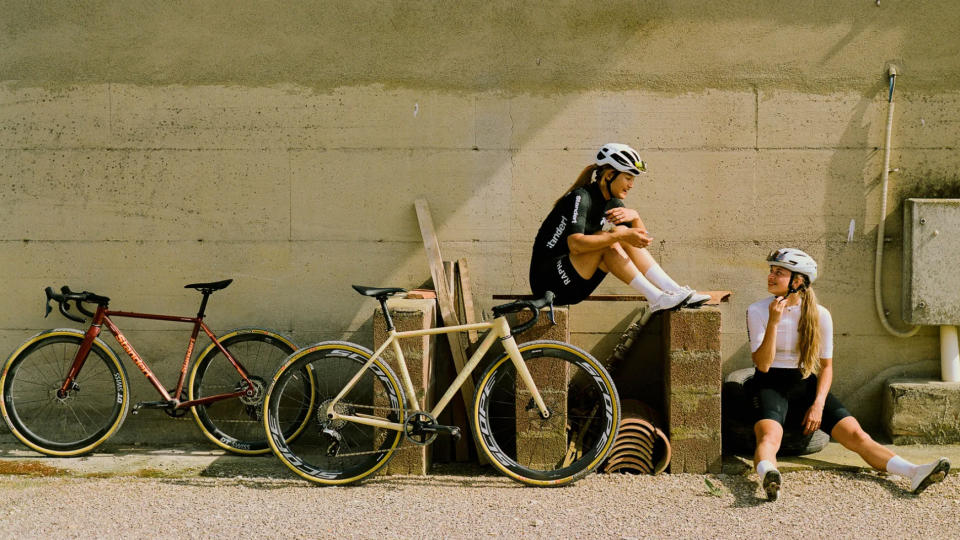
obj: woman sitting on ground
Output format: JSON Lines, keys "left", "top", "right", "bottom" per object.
{"left": 747, "top": 247, "right": 950, "bottom": 501}
{"left": 529, "top": 143, "right": 709, "bottom": 311}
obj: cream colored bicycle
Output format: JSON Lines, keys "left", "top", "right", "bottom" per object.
{"left": 263, "top": 285, "right": 620, "bottom": 486}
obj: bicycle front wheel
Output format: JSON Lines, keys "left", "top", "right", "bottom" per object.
{"left": 190, "top": 329, "right": 305, "bottom": 454}
{"left": 0, "top": 330, "right": 130, "bottom": 456}
{"left": 264, "top": 341, "right": 405, "bottom": 485}
{"left": 473, "top": 340, "right": 620, "bottom": 486}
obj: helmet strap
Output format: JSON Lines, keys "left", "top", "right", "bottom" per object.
{"left": 786, "top": 271, "right": 808, "bottom": 297}
{"left": 602, "top": 171, "right": 616, "bottom": 199}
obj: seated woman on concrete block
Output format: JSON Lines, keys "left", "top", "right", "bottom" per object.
{"left": 528, "top": 142, "right": 709, "bottom": 311}
{"left": 747, "top": 248, "right": 950, "bottom": 501}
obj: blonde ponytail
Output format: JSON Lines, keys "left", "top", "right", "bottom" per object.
{"left": 797, "top": 286, "right": 822, "bottom": 378}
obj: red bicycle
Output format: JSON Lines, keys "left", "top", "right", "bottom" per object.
{"left": 0, "top": 279, "right": 313, "bottom": 457}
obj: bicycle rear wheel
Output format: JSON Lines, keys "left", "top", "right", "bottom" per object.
{"left": 0, "top": 330, "right": 130, "bottom": 456}
{"left": 264, "top": 341, "right": 405, "bottom": 485}
{"left": 190, "top": 329, "right": 306, "bottom": 454}
{"left": 473, "top": 340, "right": 620, "bottom": 486}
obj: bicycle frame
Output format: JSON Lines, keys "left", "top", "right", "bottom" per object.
{"left": 58, "top": 304, "right": 254, "bottom": 408}
{"left": 327, "top": 314, "right": 550, "bottom": 432}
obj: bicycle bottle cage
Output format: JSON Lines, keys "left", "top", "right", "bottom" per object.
{"left": 491, "top": 291, "right": 556, "bottom": 335}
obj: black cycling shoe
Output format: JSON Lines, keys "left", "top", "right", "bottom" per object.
{"left": 762, "top": 469, "right": 782, "bottom": 501}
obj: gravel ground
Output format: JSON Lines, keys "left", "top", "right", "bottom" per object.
{"left": 0, "top": 468, "right": 957, "bottom": 539}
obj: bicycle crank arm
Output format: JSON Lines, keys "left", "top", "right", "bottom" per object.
{"left": 422, "top": 424, "right": 461, "bottom": 441}
{"left": 132, "top": 400, "right": 178, "bottom": 414}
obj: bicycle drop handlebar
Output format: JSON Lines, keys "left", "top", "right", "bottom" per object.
{"left": 491, "top": 291, "right": 556, "bottom": 336}
{"left": 44, "top": 286, "right": 111, "bottom": 323}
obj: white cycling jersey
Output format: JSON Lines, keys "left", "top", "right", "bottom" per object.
{"left": 747, "top": 296, "right": 833, "bottom": 369}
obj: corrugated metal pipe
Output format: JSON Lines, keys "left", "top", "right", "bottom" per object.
{"left": 602, "top": 399, "right": 671, "bottom": 475}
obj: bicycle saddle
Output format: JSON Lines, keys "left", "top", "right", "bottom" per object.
{"left": 351, "top": 285, "right": 406, "bottom": 298}
{"left": 185, "top": 279, "right": 233, "bottom": 292}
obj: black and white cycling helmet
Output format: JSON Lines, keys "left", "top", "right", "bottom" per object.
{"left": 766, "top": 248, "right": 818, "bottom": 284}
{"left": 596, "top": 143, "right": 646, "bottom": 176}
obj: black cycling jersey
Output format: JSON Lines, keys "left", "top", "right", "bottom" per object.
{"left": 531, "top": 182, "right": 624, "bottom": 262}
{"left": 529, "top": 182, "right": 625, "bottom": 305}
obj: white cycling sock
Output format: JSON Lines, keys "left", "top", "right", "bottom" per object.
{"left": 756, "top": 459, "right": 776, "bottom": 477}
{"left": 885, "top": 455, "right": 917, "bottom": 479}
{"left": 644, "top": 263, "right": 683, "bottom": 292}
{"left": 629, "top": 274, "right": 663, "bottom": 302}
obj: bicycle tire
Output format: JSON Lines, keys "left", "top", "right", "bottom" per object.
{"left": 473, "top": 340, "right": 620, "bottom": 486}
{"left": 189, "top": 328, "right": 305, "bottom": 454}
{"left": 264, "top": 341, "right": 405, "bottom": 485}
{"left": 0, "top": 329, "right": 130, "bottom": 456}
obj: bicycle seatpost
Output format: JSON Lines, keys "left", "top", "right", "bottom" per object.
{"left": 197, "top": 291, "right": 212, "bottom": 318}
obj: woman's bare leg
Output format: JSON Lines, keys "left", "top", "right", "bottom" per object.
{"left": 830, "top": 416, "right": 894, "bottom": 470}
{"left": 754, "top": 419, "right": 783, "bottom": 468}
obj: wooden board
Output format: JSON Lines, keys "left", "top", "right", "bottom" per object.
{"left": 414, "top": 199, "right": 483, "bottom": 463}
{"left": 455, "top": 258, "right": 479, "bottom": 345}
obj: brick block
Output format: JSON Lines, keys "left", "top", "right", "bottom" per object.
{"left": 510, "top": 307, "right": 570, "bottom": 468}
{"left": 373, "top": 298, "right": 437, "bottom": 475}
{"left": 511, "top": 306, "right": 570, "bottom": 344}
{"left": 663, "top": 309, "right": 721, "bottom": 352}
{"left": 883, "top": 379, "right": 960, "bottom": 444}
{"left": 668, "top": 434, "right": 723, "bottom": 474}
{"left": 663, "top": 308, "right": 723, "bottom": 473}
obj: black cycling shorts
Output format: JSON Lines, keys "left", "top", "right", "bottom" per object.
{"left": 529, "top": 255, "right": 606, "bottom": 306}
{"left": 750, "top": 368, "right": 851, "bottom": 434}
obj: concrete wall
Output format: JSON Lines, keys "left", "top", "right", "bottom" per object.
{"left": 2, "top": 1, "right": 960, "bottom": 439}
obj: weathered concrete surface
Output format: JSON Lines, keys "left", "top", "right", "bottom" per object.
{"left": 2, "top": 2, "right": 960, "bottom": 446}
{"left": 883, "top": 378, "right": 960, "bottom": 444}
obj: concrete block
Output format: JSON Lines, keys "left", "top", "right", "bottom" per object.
{"left": 373, "top": 298, "right": 437, "bottom": 475}
{"left": 663, "top": 308, "right": 723, "bottom": 473}
{"left": 883, "top": 378, "right": 960, "bottom": 444}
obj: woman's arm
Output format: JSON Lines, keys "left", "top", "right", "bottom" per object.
{"left": 567, "top": 227, "right": 651, "bottom": 255}
{"left": 751, "top": 298, "right": 786, "bottom": 372}
{"left": 802, "top": 357, "right": 833, "bottom": 435}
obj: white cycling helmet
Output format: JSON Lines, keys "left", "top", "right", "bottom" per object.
{"left": 596, "top": 143, "right": 646, "bottom": 176}
{"left": 766, "top": 248, "right": 818, "bottom": 284}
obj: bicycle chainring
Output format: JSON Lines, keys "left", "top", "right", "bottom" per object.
{"left": 403, "top": 412, "right": 438, "bottom": 446}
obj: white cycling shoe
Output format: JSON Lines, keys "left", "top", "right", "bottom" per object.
{"left": 648, "top": 290, "right": 692, "bottom": 313}
{"left": 675, "top": 286, "right": 711, "bottom": 308}
{"left": 911, "top": 457, "right": 950, "bottom": 494}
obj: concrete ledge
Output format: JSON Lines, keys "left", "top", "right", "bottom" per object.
{"left": 883, "top": 378, "right": 960, "bottom": 444}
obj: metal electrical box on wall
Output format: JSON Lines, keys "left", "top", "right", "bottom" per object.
{"left": 903, "top": 199, "right": 960, "bottom": 325}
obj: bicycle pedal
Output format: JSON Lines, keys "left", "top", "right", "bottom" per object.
{"left": 429, "top": 424, "right": 461, "bottom": 441}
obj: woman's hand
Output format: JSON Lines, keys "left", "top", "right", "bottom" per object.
{"left": 616, "top": 227, "right": 652, "bottom": 248}
{"left": 802, "top": 402, "right": 824, "bottom": 435}
{"left": 768, "top": 295, "right": 787, "bottom": 324}
{"left": 605, "top": 207, "right": 641, "bottom": 225}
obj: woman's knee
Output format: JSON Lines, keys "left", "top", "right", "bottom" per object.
{"left": 754, "top": 420, "right": 783, "bottom": 446}
{"left": 832, "top": 417, "right": 871, "bottom": 446}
